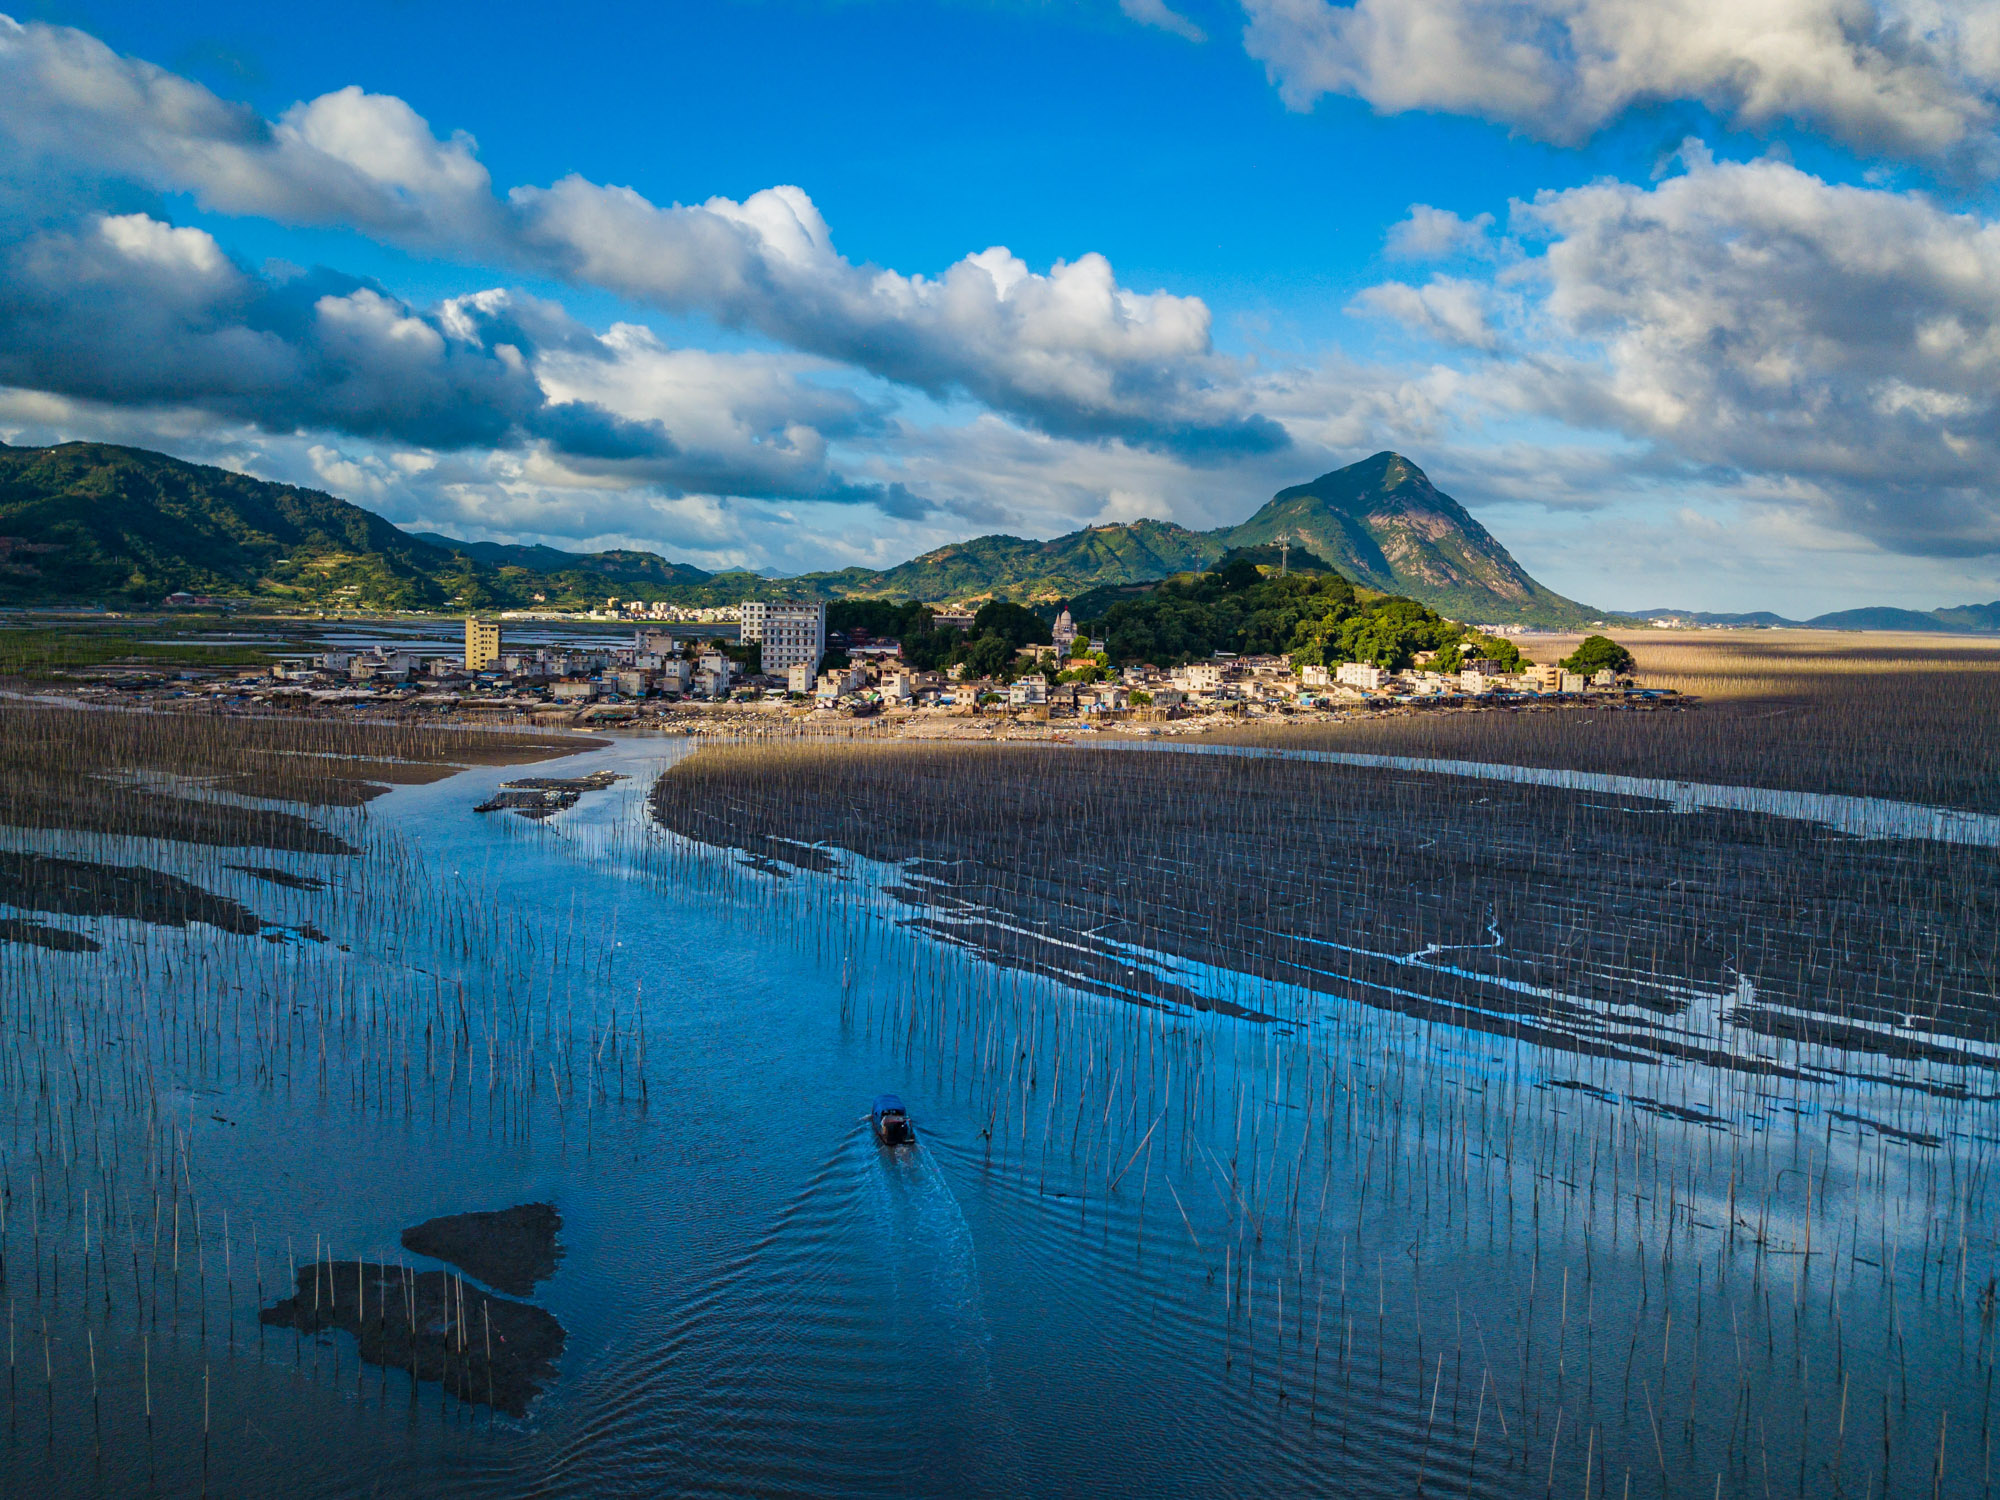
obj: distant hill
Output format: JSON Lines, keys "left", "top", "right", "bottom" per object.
{"left": 0, "top": 441, "right": 805, "bottom": 610}
{"left": 797, "top": 453, "right": 1592, "bottom": 622}
{"left": 1213, "top": 453, "right": 1587, "bottom": 624}
{"left": 408, "top": 533, "right": 714, "bottom": 589}
{"left": 0, "top": 440, "right": 1582, "bottom": 620}
{"left": 0, "top": 441, "right": 469, "bottom": 609}
{"left": 1628, "top": 609, "right": 1798, "bottom": 628}
{"left": 12, "top": 439, "right": 1988, "bottom": 634}
{"left": 1631, "top": 602, "right": 2000, "bottom": 633}
{"left": 858, "top": 519, "right": 1222, "bottom": 602}
{"left": 1803, "top": 607, "right": 1960, "bottom": 632}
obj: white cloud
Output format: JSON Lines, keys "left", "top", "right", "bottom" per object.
{"left": 1385, "top": 204, "right": 1498, "bottom": 258}
{"left": 1358, "top": 148, "right": 2000, "bottom": 556}
{"left": 507, "top": 180, "right": 1282, "bottom": 452}
{"left": 1351, "top": 275, "right": 1504, "bottom": 349}
{"left": 0, "top": 14, "right": 1278, "bottom": 456}
{"left": 1241, "top": 0, "right": 2000, "bottom": 162}
{"left": 1122, "top": 0, "right": 1210, "bottom": 43}
{"left": 0, "top": 211, "right": 931, "bottom": 514}
{"left": 8, "top": 13, "right": 2000, "bottom": 603}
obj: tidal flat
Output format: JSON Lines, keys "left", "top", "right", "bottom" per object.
{"left": 3, "top": 645, "right": 1999, "bottom": 1497}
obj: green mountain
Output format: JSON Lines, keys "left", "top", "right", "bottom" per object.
{"left": 0, "top": 441, "right": 473, "bottom": 609}
{"left": 860, "top": 518, "right": 1222, "bottom": 601}
{"left": 0, "top": 440, "right": 1684, "bottom": 628}
{"left": 0, "top": 442, "right": 1594, "bottom": 622}
{"left": 1211, "top": 453, "right": 1586, "bottom": 624}
{"left": 408, "top": 533, "right": 710, "bottom": 588}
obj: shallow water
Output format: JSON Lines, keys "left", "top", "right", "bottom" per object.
{"left": 2, "top": 733, "right": 1995, "bottom": 1497}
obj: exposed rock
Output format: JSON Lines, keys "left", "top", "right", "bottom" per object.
{"left": 260, "top": 1261, "right": 564, "bottom": 1416}
{"left": 402, "top": 1202, "right": 563, "bottom": 1296}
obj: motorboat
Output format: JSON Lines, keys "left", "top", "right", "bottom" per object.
{"left": 871, "top": 1094, "right": 916, "bottom": 1146}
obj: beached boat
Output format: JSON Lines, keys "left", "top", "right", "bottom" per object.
{"left": 871, "top": 1094, "right": 916, "bottom": 1146}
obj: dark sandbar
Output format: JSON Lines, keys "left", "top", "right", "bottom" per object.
{"left": 402, "top": 1202, "right": 563, "bottom": 1297}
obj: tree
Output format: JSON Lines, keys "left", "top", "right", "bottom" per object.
{"left": 971, "top": 599, "right": 1052, "bottom": 649}
{"left": 900, "top": 625, "right": 960, "bottom": 672}
{"left": 960, "top": 633, "right": 1015, "bottom": 679}
{"left": 1560, "top": 635, "right": 1635, "bottom": 676}
{"left": 828, "top": 598, "right": 932, "bottom": 639}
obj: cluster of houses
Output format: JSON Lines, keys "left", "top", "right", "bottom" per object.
{"left": 246, "top": 603, "right": 1637, "bottom": 719}
{"left": 271, "top": 626, "right": 753, "bottom": 706}
{"left": 806, "top": 651, "right": 1633, "bottom": 715}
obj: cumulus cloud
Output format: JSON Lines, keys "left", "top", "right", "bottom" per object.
{"left": 507, "top": 182, "right": 1282, "bottom": 454}
{"left": 1351, "top": 274, "right": 1504, "bottom": 349}
{"left": 0, "top": 18, "right": 499, "bottom": 239}
{"left": 1241, "top": 0, "right": 2000, "bottom": 162}
{"left": 0, "top": 14, "right": 1279, "bottom": 457}
{"left": 1519, "top": 150, "right": 2000, "bottom": 553}
{"left": 0, "top": 209, "right": 925, "bottom": 516}
{"left": 1385, "top": 204, "right": 1498, "bottom": 258}
{"left": 1364, "top": 148, "right": 2000, "bottom": 555}
{"left": 0, "top": 213, "right": 568, "bottom": 450}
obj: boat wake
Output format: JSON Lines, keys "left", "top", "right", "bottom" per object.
{"left": 865, "top": 1128, "right": 1022, "bottom": 1495}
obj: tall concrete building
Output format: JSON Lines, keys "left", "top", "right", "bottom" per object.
{"left": 742, "top": 600, "right": 825, "bottom": 676}
{"left": 464, "top": 616, "right": 501, "bottom": 671}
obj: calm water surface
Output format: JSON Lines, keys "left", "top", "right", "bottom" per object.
{"left": 1, "top": 734, "right": 1991, "bottom": 1497}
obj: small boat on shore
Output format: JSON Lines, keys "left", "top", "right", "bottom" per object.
{"left": 871, "top": 1094, "right": 916, "bottom": 1146}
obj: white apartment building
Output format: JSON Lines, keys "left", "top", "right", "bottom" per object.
{"left": 1009, "top": 673, "right": 1048, "bottom": 706}
{"left": 742, "top": 600, "right": 826, "bottom": 675}
{"left": 1336, "top": 661, "right": 1387, "bottom": 690}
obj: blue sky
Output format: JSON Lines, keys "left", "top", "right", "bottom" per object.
{"left": 3, "top": 0, "right": 1999, "bottom": 612}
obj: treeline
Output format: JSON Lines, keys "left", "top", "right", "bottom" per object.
{"left": 826, "top": 598, "right": 1049, "bottom": 676}
{"left": 824, "top": 557, "right": 1534, "bottom": 678}
{"left": 1085, "top": 558, "right": 1528, "bottom": 670}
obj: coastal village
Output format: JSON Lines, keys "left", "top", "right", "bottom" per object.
{"left": 50, "top": 598, "right": 1668, "bottom": 733}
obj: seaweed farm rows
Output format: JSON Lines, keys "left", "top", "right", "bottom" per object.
{"left": 4, "top": 680, "right": 1999, "bottom": 1496}
{"left": 0, "top": 704, "right": 646, "bottom": 1494}
{"left": 645, "top": 732, "right": 2000, "bottom": 1497}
